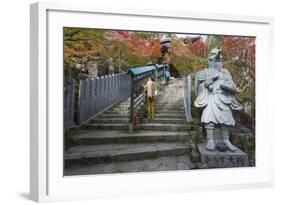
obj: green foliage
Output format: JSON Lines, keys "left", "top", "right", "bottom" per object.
{"left": 234, "top": 59, "right": 246, "bottom": 67}
{"left": 206, "top": 35, "right": 224, "bottom": 52}
{"left": 239, "top": 133, "right": 255, "bottom": 166}
{"left": 64, "top": 28, "right": 164, "bottom": 80}
{"left": 168, "top": 38, "right": 208, "bottom": 74}
{"left": 124, "top": 53, "right": 147, "bottom": 68}
{"left": 134, "top": 32, "right": 164, "bottom": 40}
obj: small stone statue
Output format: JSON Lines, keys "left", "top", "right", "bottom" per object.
{"left": 194, "top": 48, "right": 242, "bottom": 151}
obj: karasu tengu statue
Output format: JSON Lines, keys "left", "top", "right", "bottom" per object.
{"left": 194, "top": 48, "right": 242, "bottom": 152}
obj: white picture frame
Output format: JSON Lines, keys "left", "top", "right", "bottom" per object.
{"left": 30, "top": 1, "right": 274, "bottom": 202}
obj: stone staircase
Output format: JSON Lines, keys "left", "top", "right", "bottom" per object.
{"left": 64, "top": 79, "right": 194, "bottom": 175}
{"left": 137, "top": 101, "right": 192, "bottom": 131}
{"left": 85, "top": 100, "right": 194, "bottom": 131}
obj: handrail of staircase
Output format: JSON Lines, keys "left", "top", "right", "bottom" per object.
{"left": 181, "top": 74, "right": 192, "bottom": 122}
{"left": 127, "top": 64, "right": 168, "bottom": 131}
{"left": 128, "top": 91, "right": 145, "bottom": 111}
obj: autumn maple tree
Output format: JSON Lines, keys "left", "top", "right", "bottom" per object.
{"left": 64, "top": 29, "right": 162, "bottom": 80}
{"left": 167, "top": 37, "right": 208, "bottom": 74}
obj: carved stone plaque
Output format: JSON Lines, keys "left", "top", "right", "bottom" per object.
{"left": 197, "top": 143, "right": 249, "bottom": 168}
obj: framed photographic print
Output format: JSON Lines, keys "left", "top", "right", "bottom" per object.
{"left": 30, "top": 2, "right": 274, "bottom": 202}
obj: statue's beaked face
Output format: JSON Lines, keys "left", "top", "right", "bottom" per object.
{"left": 208, "top": 49, "right": 223, "bottom": 71}
{"left": 208, "top": 48, "right": 222, "bottom": 62}
{"left": 209, "top": 53, "right": 218, "bottom": 62}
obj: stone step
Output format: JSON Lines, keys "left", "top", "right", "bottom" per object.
{"left": 155, "top": 107, "right": 184, "bottom": 111}
{"left": 102, "top": 110, "right": 183, "bottom": 115}
{"left": 90, "top": 118, "right": 129, "bottom": 123}
{"left": 155, "top": 113, "right": 185, "bottom": 118}
{"left": 119, "top": 103, "right": 183, "bottom": 107}
{"left": 91, "top": 115, "right": 186, "bottom": 124}
{"left": 135, "top": 123, "right": 193, "bottom": 131}
{"left": 98, "top": 114, "right": 129, "bottom": 118}
{"left": 156, "top": 103, "right": 184, "bottom": 107}
{"left": 64, "top": 154, "right": 192, "bottom": 175}
{"left": 85, "top": 123, "right": 129, "bottom": 130}
{"left": 98, "top": 112, "right": 145, "bottom": 117}
{"left": 93, "top": 113, "right": 185, "bottom": 122}
{"left": 103, "top": 111, "right": 130, "bottom": 114}
{"left": 84, "top": 121, "right": 193, "bottom": 131}
{"left": 70, "top": 130, "right": 191, "bottom": 145}
{"left": 106, "top": 107, "right": 184, "bottom": 113}
{"left": 109, "top": 103, "right": 183, "bottom": 107}
{"left": 144, "top": 118, "right": 186, "bottom": 124}
{"left": 155, "top": 103, "right": 183, "bottom": 106}
{"left": 154, "top": 110, "right": 184, "bottom": 114}
{"left": 64, "top": 142, "right": 190, "bottom": 167}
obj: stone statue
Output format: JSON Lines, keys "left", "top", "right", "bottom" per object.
{"left": 194, "top": 48, "right": 242, "bottom": 151}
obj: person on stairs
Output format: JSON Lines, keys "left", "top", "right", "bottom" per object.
{"left": 165, "top": 70, "right": 171, "bottom": 85}
{"left": 143, "top": 76, "right": 157, "bottom": 120}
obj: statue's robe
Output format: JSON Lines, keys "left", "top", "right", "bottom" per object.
{"left": 194, "top": 68, "right": 242, "bottom": 126}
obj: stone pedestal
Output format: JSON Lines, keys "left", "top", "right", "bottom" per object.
{"left": 197, "top": 143, "right": 249, "bottom": 168}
